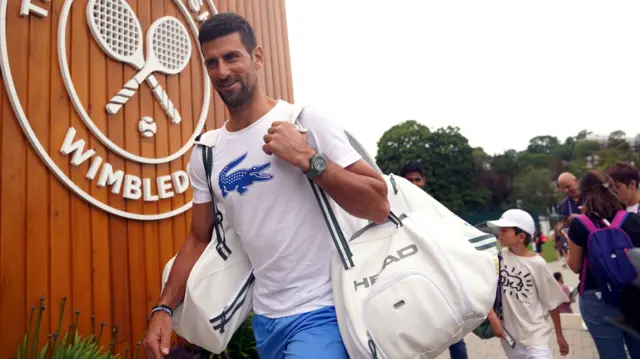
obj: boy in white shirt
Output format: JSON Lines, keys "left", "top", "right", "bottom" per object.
{"left": 487, "top": 209, "right": 570, "bottom": 359}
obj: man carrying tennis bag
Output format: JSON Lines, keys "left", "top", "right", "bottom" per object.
{"left": 144, "top": 12, "right": 389, "bottom": 359}
{"left": 146, "top": 12, "right": 499, "bottom": 359}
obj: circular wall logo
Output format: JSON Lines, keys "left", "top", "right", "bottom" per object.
{"left": 0, "top": 0, "right": 219, "bottom": 220}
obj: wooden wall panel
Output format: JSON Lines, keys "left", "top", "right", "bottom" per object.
{"left": 0, "top": 0, "right": 295, "bottom": 356}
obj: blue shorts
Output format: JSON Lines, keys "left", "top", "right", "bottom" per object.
{"left": 252, "top": 306, "right": 349, "bottom": 359}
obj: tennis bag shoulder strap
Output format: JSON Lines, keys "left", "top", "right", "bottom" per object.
{"left": 194, "top": 130, "right": 231, "bottom": 260}
{"left": 288, "top": 105, "right": 402, "bottom": 270}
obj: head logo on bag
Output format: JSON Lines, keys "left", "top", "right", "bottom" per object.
{"left": 353, "top": 244, "right": 418, "bottom": 292}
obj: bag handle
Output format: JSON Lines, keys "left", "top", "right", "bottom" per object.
{"left": 495, "top": 253, "right": 504, "bottom": 320}
{"left": 291, "top": 106, "right": 402, "bottom": 270}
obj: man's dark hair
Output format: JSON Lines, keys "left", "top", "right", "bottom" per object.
{"left": 198, "top": 12, "right": 257, "bottom": 53}
{"left": 553, "top": 272, "right": 562, "bottom": 281}
{"left": 399, "top": 161, "right": 424, "bottom": 178}
{"left": 606, "top": 161, "right": 640, "bottom": 188}
{"left": 514, "top": 227, "right": 532, "bottom": 247}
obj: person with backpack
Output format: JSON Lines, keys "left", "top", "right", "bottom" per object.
{"left": 142, "top": 13, "right": 390, "bottom": 359}
{"left": 486, "top": 209, "right": 570, "bottom": 359}
{"left": 565, "top": 170, "right": 640, "bottom": 358}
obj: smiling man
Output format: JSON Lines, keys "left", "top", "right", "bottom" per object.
{"left": 142, "top": 12, "right": 390, "bottom": 359}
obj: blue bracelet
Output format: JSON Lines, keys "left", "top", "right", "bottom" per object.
{"left": 149, "top": 305, "right": 173, "bottom": 319}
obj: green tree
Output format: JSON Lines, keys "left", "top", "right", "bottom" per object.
{"left": 492, "top": 149, "right": 520, "bottom": 177}
{"left": 375, "top": 120, "right": 431, "bottom": 175}
{"left": 375, "top": 121, "right": 481, "bottom": 214}
{"left": 608, "top": 130, "right": 630, "bottom": 151}
{"left": 512, "top": 166, "right": 557, "bottom": 214}
{"left": 551, "top": 136, "right": 575, "bottom": 162}
{"left": 472, "top": 147, "right": 492, "bottom": 171}
{"left": 517, "top": 152, "right": 554, "bottom": 169}
{"left": 576, "top": 130, "right": 593, "bottom": 140}
{"left": 574, "top": 140, "right": 601, "bottom": 159}
{"left": 527, "top": 135, "right": 560, "bottom": 154}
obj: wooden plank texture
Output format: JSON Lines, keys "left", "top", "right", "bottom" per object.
{"left": 0, "top": 0, "right": 295, "bottom": 356}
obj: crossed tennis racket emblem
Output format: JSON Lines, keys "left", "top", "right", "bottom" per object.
{"left": 87, "top": 0, "right": 192, "bottom": 127}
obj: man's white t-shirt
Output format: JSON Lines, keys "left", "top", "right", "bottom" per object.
{"left": 188, "top": 100, "right": 364, "bottom": 319}
{"left": 499, "top": 248, "right": 569, "bottom": 348}
{"left": 628, "top": 202, "right": 639, "bottom": 214}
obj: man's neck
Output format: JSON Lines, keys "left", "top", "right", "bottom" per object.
{"left": 226, "top": 90, "right": 278, "bottom": 132}
{"left": 570, "top": 194, "right": 580, "bottom": 203}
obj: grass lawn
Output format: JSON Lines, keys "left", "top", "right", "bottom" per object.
{"left": 524, "top": 241, "right": 558, "bottom": 263}
{"left": 541, "top": 241, "right": 558, "bottom": 263}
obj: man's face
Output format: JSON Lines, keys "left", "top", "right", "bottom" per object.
{"left": 558, "top": 177, "right": 579, "bottom": 198}
{"left": 615, "top": 180, "right": 637, "bottom": 205}
{"left": 404, "top": 171, "right": 426, "bottom": 188}
{"left": 202, "top": 32, "right": 263, "bottom": 108}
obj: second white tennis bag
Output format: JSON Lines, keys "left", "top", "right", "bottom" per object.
{"left": 293, "top": 106, "right": 500, "bottom": 359}
{"left": 161, "top": 130, "right": 254, "bottom": 354}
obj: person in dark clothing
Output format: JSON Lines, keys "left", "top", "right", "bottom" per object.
{"left": 566, "top": 170, "right": 640, "bottom": 358}
{"left": 556, "top": 172, "right": 583, "bottom": 220}
{"left": 400, "top": 161, "right": 426, "bottom": 189}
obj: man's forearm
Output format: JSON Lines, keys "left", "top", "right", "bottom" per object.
{"left": 158, "top": 237, "right": 208, "bottom": 310}
{"left": 312, "top": 159, "right": 389, "bottom": 224}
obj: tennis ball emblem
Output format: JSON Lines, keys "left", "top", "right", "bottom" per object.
{"left": 5, "top": 0, "right": 216, "bottom": 221}
{"left": 139, "top": 117, "right": 157, "bottom": 138}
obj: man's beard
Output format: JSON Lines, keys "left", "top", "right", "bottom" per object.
{"left": 216, "top": 79, "right": 255, "bottom": 108}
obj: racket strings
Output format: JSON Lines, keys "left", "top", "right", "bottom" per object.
{"left": 91, "top": 0, "right": 141, "bottom": 57}
{"left": 152, "top": 19, "right": 190, "bottom": 70}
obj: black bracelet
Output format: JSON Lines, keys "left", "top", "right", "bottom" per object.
{"left": 149, "top": 304, "right": 173, "bottom": 320}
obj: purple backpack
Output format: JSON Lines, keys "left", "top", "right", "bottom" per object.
{"left": 577, "top": 210, "right": 638, "bottom": 305}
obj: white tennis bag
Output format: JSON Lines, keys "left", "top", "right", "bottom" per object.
{"left": 292, "top": 106, "right": 500, "bottom": 359}
{"left": 161, "top": 104, "right": 499, "bottom": 357}
{"left": 161, "top": 130, "right": 254, "bottom": 354}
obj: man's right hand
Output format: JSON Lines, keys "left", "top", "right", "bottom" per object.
{"left": 143, "top": 311, "right": 173, "bottom": 358}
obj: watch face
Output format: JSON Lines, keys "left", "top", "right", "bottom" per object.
{"left": 312, "top": 155, "right": 327, "bottom": 172}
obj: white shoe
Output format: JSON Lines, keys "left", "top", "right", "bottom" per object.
{"left": 582, "top": 321, "right": 588, "bottom": 331}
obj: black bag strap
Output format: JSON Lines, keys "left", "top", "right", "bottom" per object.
{"left": 495, "top": 252, "right": 504, "bottom": 320}
{"left": 200, "top": 144, "right": 231, "bottom": 261}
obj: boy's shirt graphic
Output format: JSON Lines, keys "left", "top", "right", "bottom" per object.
{"left": 499, "top": 248, "right": 569, "bottom": 348}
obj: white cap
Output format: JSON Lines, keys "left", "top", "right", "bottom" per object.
{"left": 488, "top": 209, "right": 535, "bottom": 236}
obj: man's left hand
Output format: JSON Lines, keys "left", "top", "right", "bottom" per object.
{"left": 263, "top": 121, "right": 316, "bottom": 171}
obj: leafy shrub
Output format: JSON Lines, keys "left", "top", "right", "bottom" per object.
{"left": 13, "top": 296, "right": 121, "bottom": 359}
{"left": 13, "top": 297, "right": 258, "bottom": 359}
{"left": 166, "top": 313, "right": 258, "bottom": 359}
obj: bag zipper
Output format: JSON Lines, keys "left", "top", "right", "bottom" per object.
{"left": 360, "top": 270, "right": 465, "bottom": 359}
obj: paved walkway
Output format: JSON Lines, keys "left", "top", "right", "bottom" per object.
{"left": 437, "top": 259, "right": 598, "bottom": 358}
